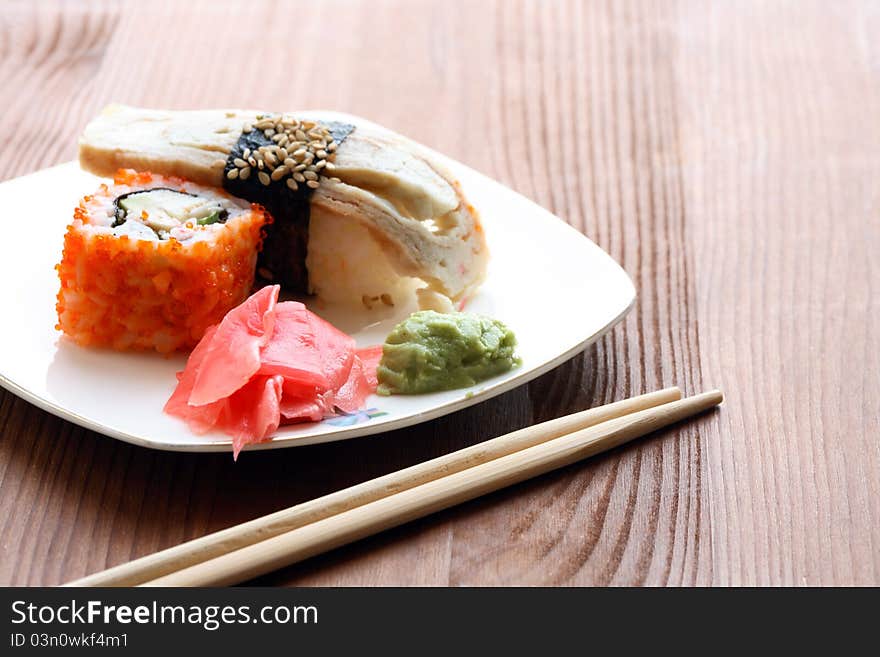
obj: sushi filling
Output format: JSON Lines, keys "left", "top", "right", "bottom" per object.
{"left": 112, "top": 188, "right": 229, "bottom": 240}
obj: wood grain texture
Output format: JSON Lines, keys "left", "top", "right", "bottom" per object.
{"left": 0, "top": 0, "right": 877, "bottom": 586}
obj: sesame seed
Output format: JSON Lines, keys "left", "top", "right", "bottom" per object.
{"left": 226, "top": 168, "right": 239, "bottom": 180}
{"left": 213, "top": 158, "right": 226, "bottom": 167}
{"left": 243, "top": 123, "right": 253, "bottom": 133}
{"left": 324, "top": 161, "right": 336, "bottom": 170}
{"left": 235, "top": 114, "right": 342, "bottom": 191}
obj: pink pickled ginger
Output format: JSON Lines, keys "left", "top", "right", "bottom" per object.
{"left": 188, "top": 285, "right": 277, "bottom": 406}
{"left": 164, "top": 285, "right": 381, "bottom": 458}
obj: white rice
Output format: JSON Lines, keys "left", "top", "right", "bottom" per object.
{"left": 306, "top": 207, "right": 423, "bottom": 310}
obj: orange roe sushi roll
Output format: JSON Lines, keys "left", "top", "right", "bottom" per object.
{"left": 56, "top": 169, "right": 269, "bottom": 353}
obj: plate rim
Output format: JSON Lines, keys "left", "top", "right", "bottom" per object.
{"left": 0, "top": 291, "right": 634, "bottom": 452}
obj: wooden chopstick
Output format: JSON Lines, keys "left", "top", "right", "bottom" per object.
{"left": 141, "top": 389, "right": 721, "bottom": 587}
{"left": 66, "top": 387, "right": 682, "bottom": 587}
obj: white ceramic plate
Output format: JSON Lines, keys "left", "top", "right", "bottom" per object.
{"left": 0, "top": 116, "right": 634, "bottom": 452}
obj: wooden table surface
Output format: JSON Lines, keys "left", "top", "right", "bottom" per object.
{"left": 1, "top": 0, "right": 877, "bottom": 586}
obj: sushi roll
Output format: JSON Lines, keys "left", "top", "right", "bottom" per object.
{"left": 78, "top": 105, "right": 489, "bottom": 312}
{"left": 56, "top": 169, "right": 268, "bottom": 353}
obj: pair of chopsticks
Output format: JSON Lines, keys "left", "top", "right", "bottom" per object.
{"left": 66, "top": 386, "right": 721, "bottom": 587}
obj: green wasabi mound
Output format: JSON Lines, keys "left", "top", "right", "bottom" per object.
{"left": 377, "top": 310, "right": 522, "bottom": 395}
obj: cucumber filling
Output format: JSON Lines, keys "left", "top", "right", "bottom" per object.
{"left": 112, "top": 188, "right": 229, "bottom": 239}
